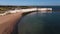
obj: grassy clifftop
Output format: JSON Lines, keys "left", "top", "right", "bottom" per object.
{"left": 0, "top": 6, "right": 34, "bottom": 13}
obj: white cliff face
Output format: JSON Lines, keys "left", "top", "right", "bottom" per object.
{"left": 7, "top": 8, "right": 37, "bottom": 13}
{"left": 0, "top": 8, "right": 52, "bottom": 16}
{"left": 0, "top": 8, "right": 37, "bottom": 16}
{"left": 38, "top": 8, "right": 52, "bottom": 11}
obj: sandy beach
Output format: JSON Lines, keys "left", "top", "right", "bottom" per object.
{"left": 0, "top": 12, "right": 23, "bottom": 34}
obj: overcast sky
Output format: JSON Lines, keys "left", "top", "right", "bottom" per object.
{"left": 0, "top": 0, "right": 60, "bottom": 6}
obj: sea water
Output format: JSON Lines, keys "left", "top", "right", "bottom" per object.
{"left": 18, "top": 11, "right": 60, "bottom": 34}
